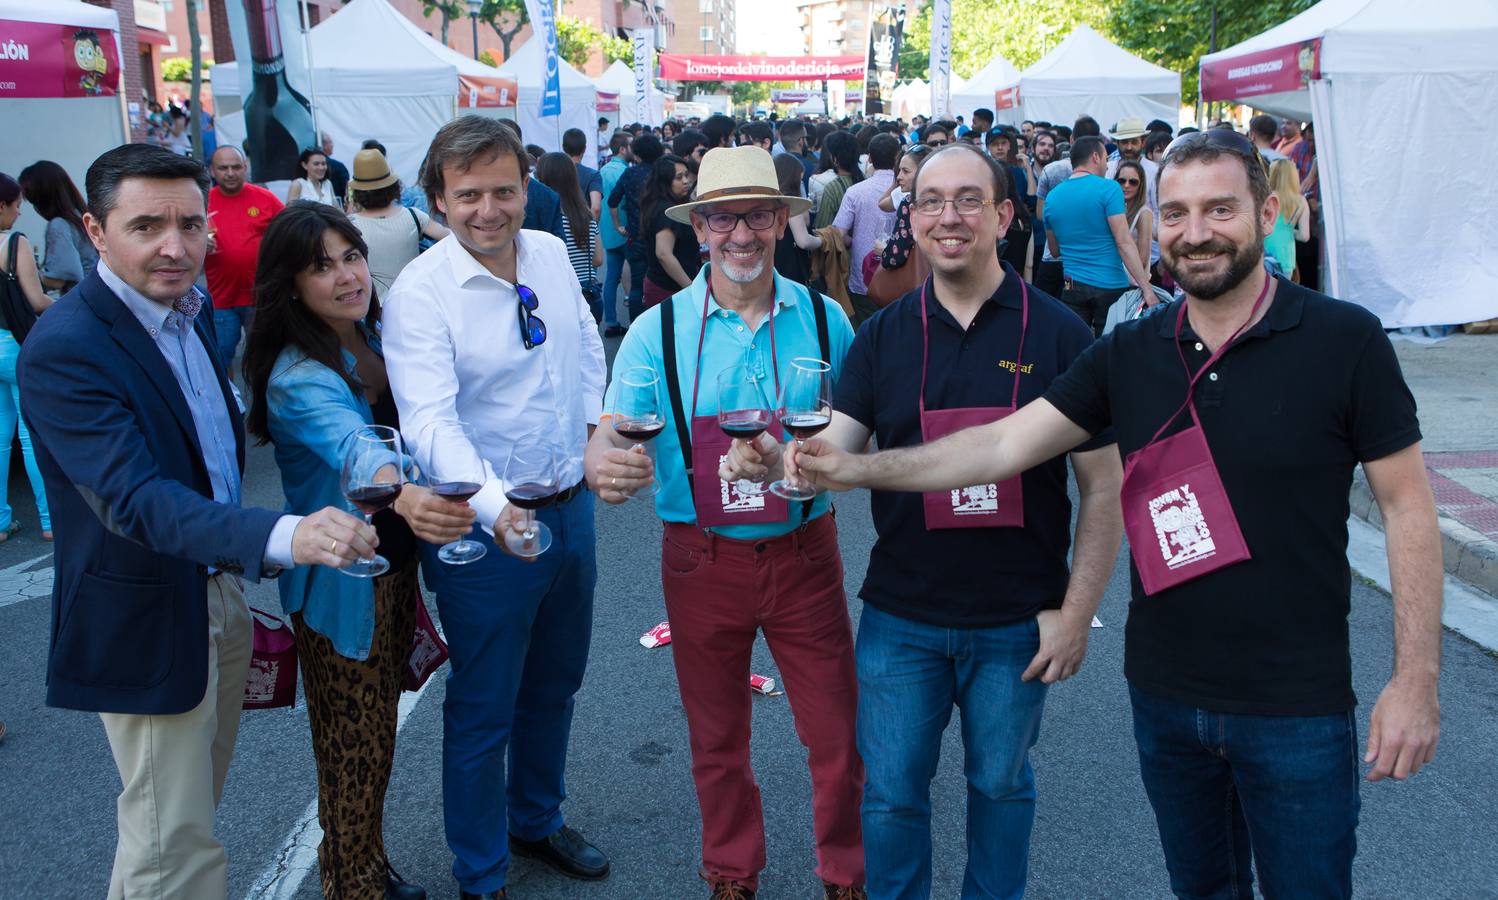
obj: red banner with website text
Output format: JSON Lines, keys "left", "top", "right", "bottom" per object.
{"left": 1200, "top": 38, "right": 1321, "bottom": 103}
{"left": 0, "top": 19, "right": 120, "bottom": 98}
{"left": 659, "top": 54, "right": 865, "bottom": 82}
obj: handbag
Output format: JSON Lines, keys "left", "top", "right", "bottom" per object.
{"left": 867, "top": 246, "right": 930, "bottom": 308}
{"left": 403, "top": 590, "right": 449, "bottom": 692}
{"left": 0, "top": 233, "right": 40, "bottom": 344}
{"left": 243, "top": 608, "right": 298, "bottom": 709}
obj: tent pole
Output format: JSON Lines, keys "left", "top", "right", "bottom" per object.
{"left": 298, "top": 0, "right": 321, "bottom": 137}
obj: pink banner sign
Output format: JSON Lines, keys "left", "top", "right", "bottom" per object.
{"left": 596, "top": 90, "right": 620, "bottom": 112}
{"left": 1200, "top": 38, "right": 1321, "bottom": 103}
{"left": 993, "top": 86, "right": 1019, "bottom": 110}
{"left": 771, "top": 90, "right": 817, "bottom": 104}
{"left": 0, "top": 19, "right": 120, "bottom": 98}
{"left": 659, "top": 54, "right": 865, "bottom": 82}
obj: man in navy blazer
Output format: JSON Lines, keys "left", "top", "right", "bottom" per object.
{"left": 18, "top": 144, "right": 378, "bottom": 899}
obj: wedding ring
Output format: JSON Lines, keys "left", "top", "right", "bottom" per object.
{"left": 612, "top": 477, "right": 618, "bottom": 488}
{"left": 328, "top": 539, "right": 338, "bottom": 554}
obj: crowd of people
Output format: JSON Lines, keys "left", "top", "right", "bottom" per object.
{"left": 0, "top": 100, "right": 1439, "bottom": 900}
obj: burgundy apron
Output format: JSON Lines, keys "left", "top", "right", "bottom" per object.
{"left": 919, "top": 278, "right": 1030, "bottom": 529}
{"left": 687, "top": 284, "right": 791, "bottom": 527}
{"left": 1120, "top": 279, "right": 1270, "bottom": 595}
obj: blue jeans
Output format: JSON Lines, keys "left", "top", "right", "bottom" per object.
{"left": 420, "top": 491, "right": 597, "bottom": 893}
{"left": 624, "top": 240, "right": 648, "bottom": 324}
{"left": 857, "top": 605, "right": 1048, "bottom": 900}
{"left": 1129, "top": 685, "right": 1360, "bottom": 900}
{"left": 212, "top": 305, "right": 254, "bottom": 370}
{"left": 602, "top": 246, "right": 624, "bottom": 327}
{"left": 0, "top": 331, "right": 48, "bottom": 531}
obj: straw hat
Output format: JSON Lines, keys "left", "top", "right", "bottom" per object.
{"left": 1110, "top": 117, "right": 1150, "bottom": 140}
{"left": 347, "top": 148, "right": 398, "bottom": 191}
{"left": 665, "top": 145, "right": 811, "bottom": 224}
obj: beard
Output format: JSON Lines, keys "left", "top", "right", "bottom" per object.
{"left": 1162, "top": 233, "right": 1264, "bottom": 300}
{"left": 719, "top": 245, "right": 768, "bottom": 283}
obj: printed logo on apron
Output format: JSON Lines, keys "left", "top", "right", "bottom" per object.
{"left": 1120, "top": 276, "right": 1272, "bottom": 594}
{"left": 918, "top": 276, "right": 1030, "bottom": 530}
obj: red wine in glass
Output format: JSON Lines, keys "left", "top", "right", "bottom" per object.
{"left": 719, "top": 410, "right": 771, "bottom": 440}
{"left": 613, "top": 419, "right": 665, "bottom": 443}
{"left": 770, "top": 357, "right": 833, "bottom": 502}
{"left": 505, "top": 482, "right": 556, "bottom": 510}
{"left": 780, "top": 412, "right": 831, "bottom": 441}
{"left": 431, "top": 481, "right": 482, "bottom": 503}
{"left": 612, "top": 366, "right": 665, "bottom": 498}
{"left": 346, "top": 483, "right": 401, "bottom": 515}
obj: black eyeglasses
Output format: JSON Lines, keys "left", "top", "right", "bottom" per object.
{"left": 1164, "top": 129, "right": 1258, "bottom": 163}
{"left": 702, "top": 209, "right": 778, "bottom": 233}
{"left": 516, "top": 283, "right": 546, "bottom": 350}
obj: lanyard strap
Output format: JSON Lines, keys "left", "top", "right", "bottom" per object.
{"left": 1141, "top": 273, "right": 1274, "bottom": 450}
{"left": 688, "top": 278, "right": 779, "bottom": 418}
{"left": 918, "top": 272, "right": 1030, "bottom": 416}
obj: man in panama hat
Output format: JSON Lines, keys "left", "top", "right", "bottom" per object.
{"left": 584, "top": 146, "right": 866, "bottom": 900}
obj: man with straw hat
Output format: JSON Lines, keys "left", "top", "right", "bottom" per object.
{"left": 584, "top": 146, "right": 866, "bottom": 900}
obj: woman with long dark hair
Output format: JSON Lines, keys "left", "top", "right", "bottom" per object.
{"left": 287, "top": 147, "right": 339, "bottom": 207}
{"left": 877, "top": 143, "right": 933, "bottom": 272}
{"left": 773, "top": 153, "right": 823, "bottom": 286}
{"left": 535, "top": 152, "right": 604, "bottom": 318}
{"left": 0, "top": 172, "right": 52, "bottom": 543}
{"left": 638, "top": 153, "right": 699, "bottom": 306}
{"left": 1114, "top": 159, "right": 1154, "bottom": 276}
{"left": 242, "top": 202, "right": 473, "bottom": 900}
{"left": 17, "top": 160, "right": 97, "bottom": 292}
{"left": 812, "top": 130, "right": 864, "bottom": 231}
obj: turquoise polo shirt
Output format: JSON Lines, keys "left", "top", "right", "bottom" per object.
{"left": 604, "top": 267, "right": 855, "bottom": 540}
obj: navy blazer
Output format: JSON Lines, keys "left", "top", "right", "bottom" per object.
{"left": 18, "top": 273, "right": 282, "bottom": 715}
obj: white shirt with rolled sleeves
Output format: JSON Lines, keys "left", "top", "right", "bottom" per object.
{"left": 382, "top": 231, "right": 607, "bottom": 535}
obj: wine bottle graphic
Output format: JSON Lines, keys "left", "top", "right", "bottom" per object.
{"left": 242, "top": 0, "right": 317, "bottom": 182}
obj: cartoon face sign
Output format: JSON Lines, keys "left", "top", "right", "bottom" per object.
{"left": 73, "top": 31, "right": 107, "bottom": 75}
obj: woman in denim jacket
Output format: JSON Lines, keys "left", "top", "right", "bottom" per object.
{"left": 244, "top": 202, "right": 476, "bottom": 900}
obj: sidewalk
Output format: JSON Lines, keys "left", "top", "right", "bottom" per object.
{"left": 1351, "top": 332, "right": 1498, "bottom": 598}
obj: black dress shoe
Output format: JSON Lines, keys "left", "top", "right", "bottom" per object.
{"left": 384, "top": 863, "right": 426, "bottom": 899}
{"left": 604, "top": 325, "right": 627, "bottom": 337}
{"left": 457, "top": 890, "right": 506, "bottom": 899}
{"left": 509, "top": 825, "right": 610, "bottom": 880}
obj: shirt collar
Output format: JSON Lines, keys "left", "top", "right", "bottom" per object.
{"left": 911, "top": 262, "right": 1024, "bottom": 321}
{"left": 444, "top": 229, "right": 535, "bottom": 293}
{"left": 1156, "top": 273, "right": 1305, "bottom": 341}
{"left": 688, "top": 266, "right": 802, "bottom": 321}
{"left": 97, "top": 259, "right": 189, "bottom": 336}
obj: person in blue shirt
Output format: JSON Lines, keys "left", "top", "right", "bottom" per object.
{"left": 242, "top": 202, "right": 475, "bottom": 900}
{"left": 597, "top": 131, "right": 632, "bottom": 335}
{"left": 1042, "top": 136, "right": 1152, "bottom": 336}
{"left": 584, "top": 147, "right": 866, "bottom": 900}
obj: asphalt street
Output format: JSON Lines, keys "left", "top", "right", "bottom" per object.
{"left": 1, "top": 341, "right": 1497, "bottom": 899}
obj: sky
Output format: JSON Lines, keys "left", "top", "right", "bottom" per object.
{"left": 735, "top": 0, "right": 806, "bottom": 56}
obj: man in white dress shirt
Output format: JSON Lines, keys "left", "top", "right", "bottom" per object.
{"left": 383, "top": 116, "right": 610, "bottom": 900}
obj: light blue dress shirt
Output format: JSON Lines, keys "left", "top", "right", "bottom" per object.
{"left": 604, "top": 268, "right": 854, "bottom": 541}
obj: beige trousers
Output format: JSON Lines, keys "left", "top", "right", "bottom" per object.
{"left": 100, "top": 574, "right": 252, "bottom": 900}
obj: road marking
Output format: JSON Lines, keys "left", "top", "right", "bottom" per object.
{"left": 0, "top": 553, "right": 54, "bottom": 610}
{"left": 1346, "top": 514, "right": 1498, "bottom": 651}
{"left": 244, "top": 662, "right": 440, "bottom": 899}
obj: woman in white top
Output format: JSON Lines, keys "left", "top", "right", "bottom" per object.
{"left": 346, "top": 148, "right": 450, "bottom": 297}
{"left": 288, "top": 147, "right": 340, "bottom": 208}
{"left": 1114, "top": 160, "right": 1156, "bottom": 271}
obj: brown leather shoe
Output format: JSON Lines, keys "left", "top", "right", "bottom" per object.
{"left": 823, "top": 882, "right": 867, "bottom": 900}
{"left": 707, "top": 882, "right": 754, "bottom": 900}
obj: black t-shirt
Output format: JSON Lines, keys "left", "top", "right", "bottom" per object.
{"left": 1042, "top": 278, "right": 1421, "bottom": 715}
{"left": 645, "top": 208, "right": 701, "bottom": 289}
{"left": 834, "top": 265, "right": 1112, "bottom": 629}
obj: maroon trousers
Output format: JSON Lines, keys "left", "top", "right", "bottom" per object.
{"left": 661, "top": 515, "right": 865, "bottom": 890}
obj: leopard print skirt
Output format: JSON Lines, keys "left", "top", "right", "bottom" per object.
{"left": 293, "top": 558, "right": 420, "bottom": 899}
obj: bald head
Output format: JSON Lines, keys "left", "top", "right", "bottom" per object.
{"left": 210, "top": 145, "right": 247, "bottom": 194}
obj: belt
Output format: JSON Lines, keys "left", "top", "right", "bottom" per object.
{"left": 541, "top": 479, "right": 588, "bottom": 506}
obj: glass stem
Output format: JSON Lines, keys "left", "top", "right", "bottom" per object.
{"left": 523, "top": 509, "right": 536, "bottom": 541}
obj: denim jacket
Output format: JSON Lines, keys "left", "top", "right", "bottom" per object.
{"left": 266, "top": 327, "right": 393, "bottom": 660}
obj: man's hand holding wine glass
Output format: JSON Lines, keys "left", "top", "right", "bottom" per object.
{"left": 586, "top": 425, "right": 656, "bottom": 504}
{"left": 289, "top": 507, "right": 381, "bottom": 569}
{"left": 783, "top": 436, "right": 866, "bottom": 494}
{"left": 719, "top": 433, "right": 782, "bottom": 485}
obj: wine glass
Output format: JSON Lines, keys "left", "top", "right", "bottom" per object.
{"left": 502, "top": 431, "right": 561, "bottom": 558}
{"left": 426, "top": 420, "right": 488, "bottom": 566}
{"left": 717, "top": 365, "right": 773, "bottom": 496}
{"left": 611, "top": 365, "right": 665, "bottom": 499}
{"left": 339, "top": 424, "right": 403, "bottom": 578}
{"left": 770, "top": 357, "right": 832, "bottom": 502}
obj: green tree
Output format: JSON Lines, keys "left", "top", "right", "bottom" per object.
{"left": 421, "top": 0, "right": 463, "bottom": 46}
{"left": 554, "top": 14, "right": 605, "bottom": 68}
{"left": 1109, "top": 0, "right": 1314, "bottom": 103}
{"left": 601, "top": 33, "right": 633, "bottom": 67}
{"left": 479, "top": 49, "right": 500, "bottom": 67}
{"left": 484, "top": 0, "right": 528, "bottom": 61}
{"left": 161, "top": 56, "right": 212, "bottom": 82}
{"left": 899, "top": 0, "right": 1112, "bottom": 82}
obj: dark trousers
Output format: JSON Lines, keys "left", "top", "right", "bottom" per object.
{"left": 294, "top": 559, "right": 420, "bottom": 900}
{"left": 1061, "top": 277, "right": 1127, "bottom": 338}
{"left": 1130, "top": 685, "right": 1359, "bottom": 900}
{"left": 848, "top": 291, "right": 877, "bottom": 331}
{"left": 1033, "top": 260, "right": 1064, "bottom": 298}
{"left": 624, "top": 240, "right": 649, "bottom": 324}
{"left": 661, "top": 515, "right": 865, "bottom": 891}
{"left": 422, "top": 493, "right": 597, "bottom": 893}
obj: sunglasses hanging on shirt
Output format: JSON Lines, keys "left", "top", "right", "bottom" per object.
{"left": 516, "top": 283, "right": 547, "bottom": 350}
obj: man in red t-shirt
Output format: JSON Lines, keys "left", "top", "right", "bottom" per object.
{"left": 206, "top": 146, "right": 282, "bottom": 371}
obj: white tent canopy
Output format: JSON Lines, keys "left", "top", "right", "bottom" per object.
{"left": 1004, "top": 25, "right": 1179, "bottom": 130}
{"left": 1202, "top": 0, "right": 1498, "bottom": 327}
{"left": 951, "top": 54, "right": 1021, "bottom": 124}
{"left": 213, "top": 0, "right": 516, "bottom": 185}
{"left": 495, "top": 38, "right": 598, "bottom": 161}
{"left": 891, "top": 79, "right": 929, "bottom": 120}
{"left": 594, "top": 60, "right": 665, "bottom": 129}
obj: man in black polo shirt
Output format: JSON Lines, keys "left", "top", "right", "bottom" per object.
{"left": 791, "top": 131, "right": 1443, "bottom": 900}
{"left": 725, "top": 144, "right": 1123, "bottom": 899}
{"left": 607, "top": 132, "right": 665, "bottom": 324}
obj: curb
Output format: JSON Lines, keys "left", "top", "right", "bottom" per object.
{"left": 1350, "top": 472, "right": 1498, "bottom": 600}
